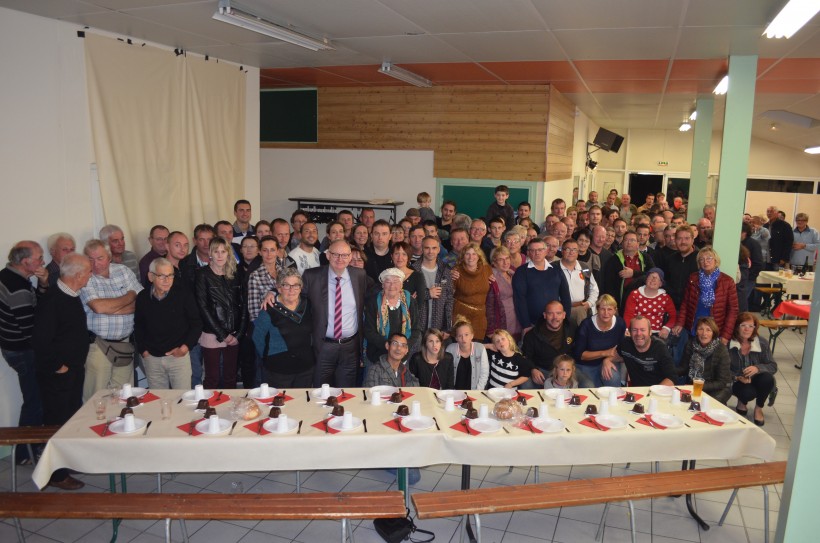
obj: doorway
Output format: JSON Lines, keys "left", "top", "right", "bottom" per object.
{"left": 628, "top": 173, "right": 663, "bottom": 209}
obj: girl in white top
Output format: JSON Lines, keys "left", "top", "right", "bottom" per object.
{"left": 445, "top": 318, "right": 489, "bottom": 390}
{"left": 543, "top": 354, "right": 580, "bottom": 389}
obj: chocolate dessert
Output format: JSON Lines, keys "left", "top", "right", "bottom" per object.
{"left": 331, "top": 405, "right": 345, "bottom": 417}
{"left": 125, "top": 396, "right": 140, "bottom": 407}
{"left": 203, "top": 407, "right": 217, "bottom": 418}
{"left": 624, "top": 392, "right": 636, "bottom": 403}
{"left": 390, "top": 391, "right": 403, "bottom": 403}
{"left": 325, "top": 395, "right": 338, "bottom": 406}
{"left": 119, "top": 407, "right": 133, "bottom": 417}
{"left": 689, "top": 401, "right": 701, "bottom": 412}
{"left": 196, "top": 399, "right": 209, "bottom": 410}
{"left": 569, "top": 394, "right": 582, "bottom": 406}
{"left": 526, "top": 407, "right": 539, "bottom": 418}
{"left": 517, "top": 395, "right": 528, "bottom": 405}
{"left": 461, "top": 399, "right": 473, "bottom": 411}
{"left": 680, "top": 392, "right": 692, "bottom": 403}
{"left": 269, "top": 406, "right": 282, "bottom": 418}
{"left": 632, "top": 403, "right": 645, "bottom": 414}
{"left": 272, "top": 395, "right": 285, "bottom": 407}
{"left": 396, "top": 404, "right": 410, "bottom": 416}
{"left": 585, "top": 404, "right": 598, "bottom": 415}
{"left": 465, "top": 408, "right": 479, "bottom": 419}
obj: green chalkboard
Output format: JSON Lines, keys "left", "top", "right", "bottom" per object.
{"left": 442, "top": 185, "right": 530, "bottom": 220}
{"left": 260, "top": 89, "right": 317, "bottom": 143}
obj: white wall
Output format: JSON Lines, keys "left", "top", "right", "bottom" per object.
{"left": 260, "top": 149, "right": 434, "bottom": 223}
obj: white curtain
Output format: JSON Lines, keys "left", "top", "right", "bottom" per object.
{"left": 84, "top": 34, "right": 246, "bottom": 255}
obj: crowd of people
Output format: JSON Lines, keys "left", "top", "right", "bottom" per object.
{"left": 1, "top": 188, "right": 816, "bottom": 490}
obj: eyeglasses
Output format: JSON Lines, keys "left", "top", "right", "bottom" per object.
{"left": 150, "top": 273, "right": 174, "bottom": 280}
{"left": 390, "top": 341, "right": 409, "bottom": 349}
{"left": 328, "top": 252, "right": 352, "bottom": 259}
{"left": 528, "top": 247, "right": 547, "bottom": 253}
{"left": 279, "top": 283, "right": 302, "bottom": 290}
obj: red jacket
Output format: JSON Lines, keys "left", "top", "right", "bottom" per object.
{"left": 675, "top": 271, "right": 738, "bottom": 342}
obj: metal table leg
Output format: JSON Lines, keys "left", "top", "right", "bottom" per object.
{"left": 461, "top": 465, "right": 477, "bottom": 543}
{"left": 682, "top": 460, "right": 709, "bottom": 530}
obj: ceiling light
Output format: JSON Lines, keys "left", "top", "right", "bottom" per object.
{"left": 764, "top": 0, "right": 820, "bottom": 39}
{"left": 378, "top": 62, "right": 432, "bottom": 87}
{"left": 805, "top": 146, "right": 820, "bottom": 154}
{"left": 713, "top": 75, "right": 729, "bottom": 95}
{"left": 679, "top": 122, "right": 692, "bottom": 132}
{"left": 770, "top": 123, "right": 779, "bottom": 131}
{"left": 213, "top": 0, "right": 334, "bottom": 51}
{"left": 689, "top": 111, "right": 697, "bottom": 121}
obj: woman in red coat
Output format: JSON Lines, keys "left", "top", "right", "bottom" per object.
{"left": 673, "top": 247, "right": 738, "bottom": 344}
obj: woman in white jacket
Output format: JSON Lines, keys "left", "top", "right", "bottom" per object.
{"left": 446, "top": 318, "right": 489, "bottom": 390}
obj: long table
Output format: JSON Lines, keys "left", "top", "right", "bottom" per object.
{"left": 32, "top": 387, "right": 775, "bottom": 490}
{"left": 758, "top": 270, "right": 815, "bottom": 298}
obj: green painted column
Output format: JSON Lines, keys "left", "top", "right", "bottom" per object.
{"left": 686, "top": 97, "right": 713, "bottom": 225}
{"left": 776, "top": 283, "right": 820, "bottom": 543}
{"left": 713, "top": 55, "right": 757, "bottom": 279}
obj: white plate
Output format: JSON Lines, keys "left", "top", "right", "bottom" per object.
{"left": 467, "top": 418, "right": 502, "bottom": 433}
{"left": 531, "top": 417, "right": 565, "bottom": 433}
{"left": 262, "top": 417, "right": 299, "bottom": 434}
{"left": 119, "top": 387, "right": 148, "bottom": 400}
{"left": 648, "top": 413, "right": 684, "bottom": 429}
{"left": 370, "top": 385, "right": 399, "bottom": 399}
{"left": 327, "top": 416, "right": 363, "bottom": 432}
{"left": 544, "top": 389, "right": 573, "bottom": 400}
{"left": 436, "top": 390, "right": 467, "bottom": 402}
{"left": 705, "top": 409, "right": 738, "bottom": 424}
{"left": 597, "top": 386, "right": 626, "bottom": 398}
{"left": 247, "top": 387, "right": 279, "bottom": 401}
{"left": 592, "top": 414, "right": 628, "bottom": 430}
{"left": 108, "top": 417, "right": 147, "bottom": 434}
{"left": 650, "top": 385, "right": 675, "bottom": 397}
{"left": 793, "top": 300, "right": 811, "bottom": 306}
{"left": 311, "top": 387, "right": 342, "bottom": 403}
{"left": 487, "top": 388, "right": 517, "bottom": 401}
{"left": 400, "top": 416, "right": 434, "bottom": 431}
{"left": 181, "top": 389, "right": 213, "bottom": 402}
{"left": 195, "top": 418, "right": 233, "bottom": 435}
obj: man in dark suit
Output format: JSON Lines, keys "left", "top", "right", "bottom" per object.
{"left": 302, "top": 240, "right": 367, "bottom": 388}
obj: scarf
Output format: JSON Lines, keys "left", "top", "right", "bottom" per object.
{"left": 377, "top": 289, "right": 412, "bottom": 339}
{"left": 688, "top": 338, "right": 720, "bottom": 382}
{"left": 698, "top": 268, "right": 720, "bottom": 308}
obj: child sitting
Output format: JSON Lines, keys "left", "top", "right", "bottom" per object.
{"left": 543, "top": 354, "right": 579, "bottom": 389}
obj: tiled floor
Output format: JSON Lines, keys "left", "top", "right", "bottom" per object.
{"left": 1, "top": 327, "right": 804, "bottom": 543}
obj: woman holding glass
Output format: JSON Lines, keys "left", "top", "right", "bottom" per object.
{"left": 679, "top": 316, "right": 732, "bottom": 403}
{"left": 195, "top": 237, "right": 247, "bottom": 389}
{"left": 728, "top": 313, "right": 777, "bottom": 426}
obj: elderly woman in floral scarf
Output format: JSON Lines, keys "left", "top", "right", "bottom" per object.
{"left": 364, "top": 267, "right": 423, "bottom": 365}
{"left": 673, "top": 247, "right": 739, "bottom": 344}
{"left": 679, "top": 317, "right": 732, "bottom": 403}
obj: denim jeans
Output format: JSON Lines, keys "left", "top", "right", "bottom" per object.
{"left": 576, "top": 361, "right": 621, "bottom": 388}
{"left": 190, "top": 344, "right": 203, "bottom": 387}
{"left": 3, "top": 349, "right": 43, "bottom": 462}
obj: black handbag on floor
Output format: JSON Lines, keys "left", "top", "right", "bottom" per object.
{"left": 373, "top": 509, "right": 434, "bottom": 543}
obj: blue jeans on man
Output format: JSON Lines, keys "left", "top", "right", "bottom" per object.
{"left": 2, "top": 349, "right": 43, "bottom": 462}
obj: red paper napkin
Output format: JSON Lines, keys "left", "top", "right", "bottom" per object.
{"left": 566, "top": 394, "right": 589, "bottom": 405}
{"left": 336, "top": 391, "right": 356, "bottom": 404}
{"left": 453, "top": 394, "right": 477, "bottom": 405}
{"left": 621, "top": 392, "right": 645, "bottom": 402}
{"left": 244, "top": 418, "right": 271, "bottom": 435}
{"left": 177, "top": 419, "right": 206, "bottom": 436}
{"left": 578, "top": 417, "right": 609, "bottom": 431}
{"left": 118, "top": 391, "right": 160, "bottom": 405}
{"left": 90, "top": 421, "right": 118, "bottom": 437}
{"left": 310, "top": 417, "right": 340, "bottom": 434}
{"left": 636, "top": 416, "right": 666, "bottom": 429}
{"left": 516, "top": 391, "right": 534, "bottom": 400}
{"left": 383, "top": 418, "right": 413, "bottom": 433}
{"left": 514, "top": 420, "right": 543, "bottom": 434}
{"left": 253, "top": 393, "right": 295, "bottom": 405}
{"left": 692, "top": 412, "right": 724, "bottom": 426}
{"left": 450, "top": 421, "right": 480, "bottom": 435}
{"left": 207, "top": 392, "right": 231, "bottom": 407}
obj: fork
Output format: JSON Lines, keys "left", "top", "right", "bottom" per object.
{"left": 587, "top": 415, "right": 606, "bottom": 431}
{"left": 461, "top": 419, "right": 474, "bottom": 436}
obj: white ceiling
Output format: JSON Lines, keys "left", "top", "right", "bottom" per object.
{"left": 3, "top": 0, "right": 820, "bottom": 153}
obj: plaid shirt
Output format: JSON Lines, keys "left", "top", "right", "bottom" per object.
{"left": 80, "top": 263, "right": 143, "bottom": 340}
{"left": 247, "top": 266, "right": 277, "bottom": 321}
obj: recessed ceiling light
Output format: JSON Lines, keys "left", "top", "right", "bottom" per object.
{"left": 764, "top": 0, "right": 820, "bottom": 39}
{"left": 805, "top": 146, "right": 820, "bottom": 154}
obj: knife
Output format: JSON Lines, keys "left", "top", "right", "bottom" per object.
{"left": 588, "top": 388, "right": 600, "bottom": 400}
{"left": 481, "top": 391, "right": 494, "bottom": 402}
{"left": 394, "top": 416, "right": 405, "bottom": 432}
{"left": 188, "top": 419, "right": 197, "bottom": 435}
{"left": 305, "top": 390, "right": 310, "bottom": 402}
{"left": 324, "top": 418, "right": 330, "bottom": 433}
{"left": 525, "top": 420, "right": 535, "bottom": 434}
{"left": 297, "top": 420, "right": 303, "bottom": 434}
{"left": 101, "top": 420, "right": 112, "bottom": 437}
{"left": 502, "top": 426, "right": 510, "bottom": 434}
{"left": 362, "top": 389, "right": 368, "bottom": 401}
{"left": 537, "top": 391, "right": 545, "bottom": 402}
{"left": 587, "top": 415, "right": 605, "bottom": 431}
{"left": 362, "top": 419, "right": 368, "bottom": 433}
{"left": 432, "top": 417, "right": 441, "bottom": 431}
{"left": 229, "top": 421, "right": 238, "bottom": 435}
{"left": 256, "top": 419, "right": 265, "bottom": 436}
{"left": 176, "top": 397, "right": 183, "bottom": 404}
{"left": 142, "top": 421, "right": 152, "bottom": 435}
{"left": 216, "top": 391, "right": 223, "bottom": 401}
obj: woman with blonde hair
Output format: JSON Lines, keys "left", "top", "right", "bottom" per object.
{"left": 445, "top": 318, "right": 489, "bottom": 390}
{"left": 195, "top": 237, "right": 246, "bottom": 389}
{"left": 486, "top": 328, "right": 533, "bottom": 389}
{"left": 452, "top": 242, "right": 493, "bottom": 340}
{"left": 573, "top": 294, "right": 626, "bottom": 387}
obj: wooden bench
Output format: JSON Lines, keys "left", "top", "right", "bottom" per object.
{"left": 0, "top": 490, "right": 406, "bottom": 543}
{"left": 758, "top": 319, "right": 809, "bottom": 353}
{"left": 754, "top": 286, "right": 783, "bottom": 317}
{"left": 413, "top": 462, "right": 786, "bottom": 543}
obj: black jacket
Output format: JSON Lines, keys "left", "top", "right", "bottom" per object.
{"left": 521, "top": 318, "right": 576, "bottom": 372}
{"left": 408, "top": 351, "right": 455, "bottom": 389}
{"left": 195, "top": 266, "right": 247, "bottom": 342}
{"left": 766, "top": 219, "right": 794, "bottom": 265}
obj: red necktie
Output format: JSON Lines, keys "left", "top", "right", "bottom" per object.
{"left": 334, "top": 276, "right": 342, "bottom": 340}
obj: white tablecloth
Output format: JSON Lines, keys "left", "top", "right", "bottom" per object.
{"left": 758, "top": 270, "right": 815, "bottom": 298}
{"left": 32, "top": 387, "right": 776, "bottom": 489}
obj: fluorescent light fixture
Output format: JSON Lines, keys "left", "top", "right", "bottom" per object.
{"left": 805, "top": 146, "right": 820, "bottom": 154}
{"left": 679, "top": 122, "right": 692, "bottom": 132}
{"left": 689, "top": 111, "right": 697, "bottom": 121}
{"left": 213, "top": 0, "right": 334, "bottom": 51}
{"left": 713, "top": 75, "right": 729, "bottom": 95}
{"left": 378, "top": 62, "right": 432, "bottom": 88}
{"left": 764, "top": 0, "right": 820, "bottom": 39}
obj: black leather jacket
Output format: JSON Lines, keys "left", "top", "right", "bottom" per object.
{"left": 195, "top": 266, "right": 247, "bottom": 342}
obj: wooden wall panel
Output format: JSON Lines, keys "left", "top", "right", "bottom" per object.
{"left": 546, "top": 88, "right": 576, "bottom": 182}
{"left": 263, "top": 85, "right": 552, "bottom": 182}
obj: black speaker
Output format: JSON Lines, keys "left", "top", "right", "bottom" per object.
{"left": 593, "top": 128, "right": 624, "bottom": 153}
